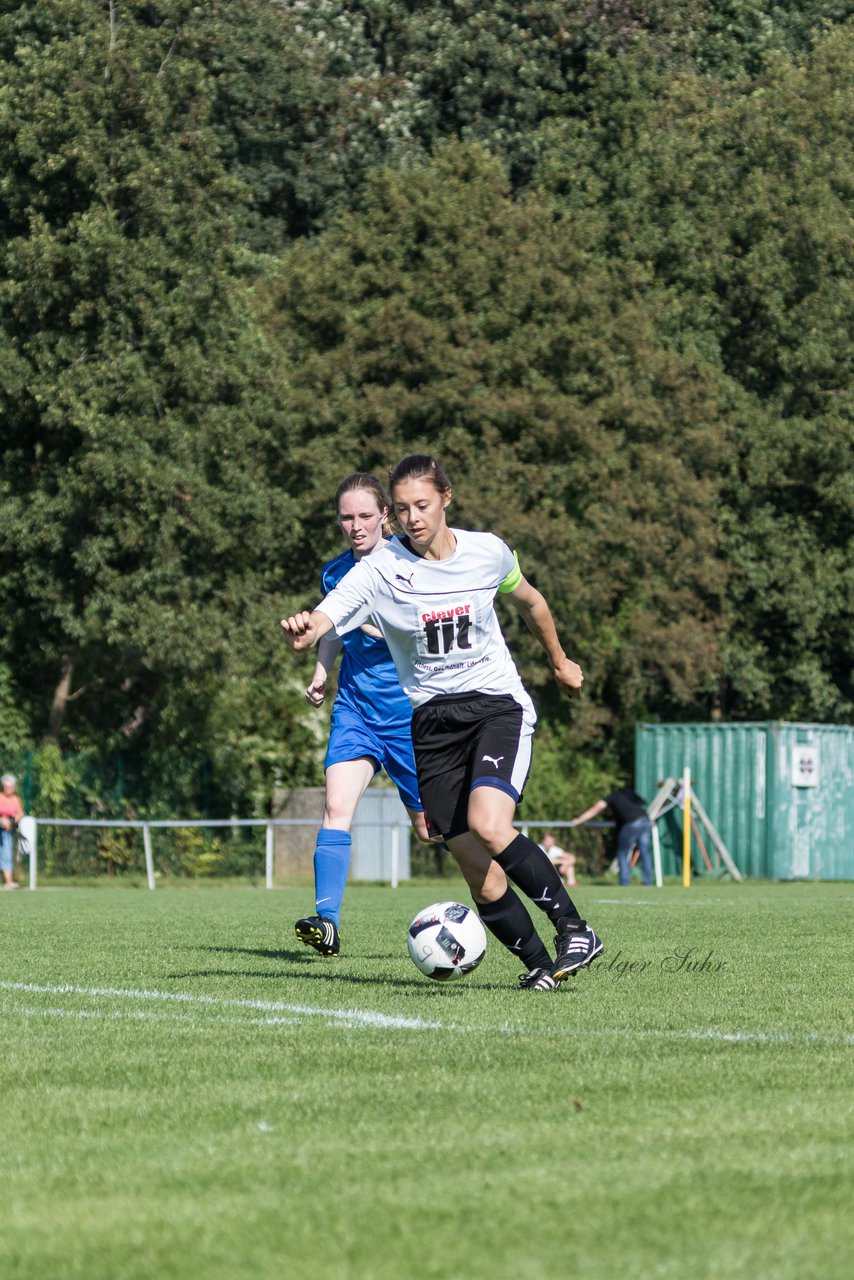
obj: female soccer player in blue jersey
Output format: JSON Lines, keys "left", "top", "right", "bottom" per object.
{"left": 293, "top": 472, "right": 431, "bottom": 958}
{"left": 282, "top": 456, "right": 604, "bottom": 991}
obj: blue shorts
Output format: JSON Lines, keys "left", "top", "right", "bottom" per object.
{"left": 325, "top": 703, "right": 421, "bottom": 813}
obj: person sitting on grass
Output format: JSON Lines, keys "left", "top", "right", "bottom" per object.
{"left": 539, "top": 831, "right": 578, "bottom": 887}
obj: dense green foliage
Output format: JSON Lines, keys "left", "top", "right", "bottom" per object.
{"left": 0, "top": 1, "right": 851, "bottom": 817}
{"left": 0, "top": 1, "right": 323, "bottom": 813}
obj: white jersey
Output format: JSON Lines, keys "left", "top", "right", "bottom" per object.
{"left": 317, "top": 529, "right": 535, "bottom": 715}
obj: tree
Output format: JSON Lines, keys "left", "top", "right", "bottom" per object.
{"left": 532, "top": 23, "right": 854, "bottom": 721}
{"left": 173, "top": 0, "right": 427, "bottom": 247}
{"left": 2, "top": 1, "right": 850, "bottom": 814}
{"left": 297, "top": 2, "right": 851, "bottom": 195}
{"left": 0, "top": 1, "right": 312, "bottom": 802}
{"left": 266, "top": 144, "right": 728, "bottom": 757}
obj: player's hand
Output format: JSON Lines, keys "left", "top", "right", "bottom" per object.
{"left": 553, "top": 656, "right": 584, "bottom": 697}
{"left": 280, "top": 611, "right": 317, "bottom": 652}
{"left": 305, "top": 673, "right": 326, "bottom": 706}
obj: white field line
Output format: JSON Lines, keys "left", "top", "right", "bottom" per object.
{"left": 0, "top": 980, "right": 441, "bottom": 1031}
{"left": 3, "top": 1003, "right": 299, "bottom": 1028}
{"left": 548, "top": 1025, "right": 854, "bottom": 1048}
{"left": 0, "top": 980, "right": 851, "bottom": 1047}
{"left": 592, "top": 899, "right": 657, "bottom": 906}
{"left": 594, "top": 896, "right": 737, "bottom": 906}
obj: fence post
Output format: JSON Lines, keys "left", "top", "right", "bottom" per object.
{"left": 142, "top": 824, "right": 155, "bottom": 890}
{"left": 390, "top": 825, "right": 400, "bottom": 889}
{"left": 19, "top": 816, "right": 37, "bottom": 891}
{"left": 651, "top": 820, "right": 663, "bottom": 889}
{"left": 265, "top": 823, "right": 274, "bottom": 890}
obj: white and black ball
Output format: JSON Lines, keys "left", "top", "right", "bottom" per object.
{"left": 406, "top": 901, "right": 487, "bottom": 981}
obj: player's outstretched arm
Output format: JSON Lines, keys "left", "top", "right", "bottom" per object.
{"left": 280, "top": 609, "right": 335, "bottom": 653}
{"left": 305, "top": 632, "right": 343, "bottom": 706}
{"left": 506, "top": 577, "right": 584, "bottom": 697}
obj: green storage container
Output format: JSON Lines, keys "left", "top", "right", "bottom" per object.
{"left": 635, "top": 722, "right": 854, "bottom": 880}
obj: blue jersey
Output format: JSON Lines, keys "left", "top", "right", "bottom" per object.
{"left": 321, "top": 548, "right": 413, "bottom": 732}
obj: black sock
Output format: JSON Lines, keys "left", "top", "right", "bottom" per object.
{"left": 495, "top": 833, "right": 584, "bottom": 928}
{"left": 477, "top": 887, "right": 551, "bottom": 970}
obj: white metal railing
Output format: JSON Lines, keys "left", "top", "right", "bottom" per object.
{"left": 16, "top": 815, "right": 614, "bottom": 892}
{"left": 17, "top": 817, "right": 409, "bottom": 892}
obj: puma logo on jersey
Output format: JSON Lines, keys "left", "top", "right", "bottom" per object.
{"left": 481, "top": 754, "right": 504, "bottom": 768}
{"left": 395, "top": 573, "right": 414, "bottom": 587}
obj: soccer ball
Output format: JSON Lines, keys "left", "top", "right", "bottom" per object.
{"left": 406, "top": 901, "right": 487, "bottom": 981}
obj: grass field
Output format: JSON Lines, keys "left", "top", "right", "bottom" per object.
{"left": 0, "top": 878, "right": 851, "bottom": 1280}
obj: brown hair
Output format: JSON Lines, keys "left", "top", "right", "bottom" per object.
{"left": 388, "top": 454, "right": 452, "bottom": 495}
{"left": 335, "top": 472, "right": 391, "bottom": 516}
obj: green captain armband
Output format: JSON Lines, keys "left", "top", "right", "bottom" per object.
{"left": 498, "top": 550, "right": 523, "bottom": 594}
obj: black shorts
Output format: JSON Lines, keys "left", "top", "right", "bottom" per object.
{"left": 411, "top": 692, "right": 534, "bottom": 840}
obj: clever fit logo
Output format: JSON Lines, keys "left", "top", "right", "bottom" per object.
{"left": 420, "top": 605, "right": 473, "bottom": 655}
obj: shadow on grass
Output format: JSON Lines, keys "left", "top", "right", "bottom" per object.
{"left": 162, "top": 966, "right": 501, "bottom": 993}
{"left": 204, "top": 944, "right": 306, "bottom": 962}
{"left": 201, "top": 943, "right": 418, "bottom": 964}
{"left": 167, "top": 948, "right": 513, "bottom": 993}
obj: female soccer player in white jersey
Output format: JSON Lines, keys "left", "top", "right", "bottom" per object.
{"left": 293, "top": 473, "right": 431, "bottom": 959}
{"left": 282, "top": 455, "right": 604, "bottom": 990}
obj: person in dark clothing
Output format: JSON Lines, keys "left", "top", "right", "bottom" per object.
{"left": 570, "top": 788, "right": 654, "bottom": 886}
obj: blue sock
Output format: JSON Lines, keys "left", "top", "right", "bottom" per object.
{"left": 313, "top": 829, "right": 352, "bottom": 927}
